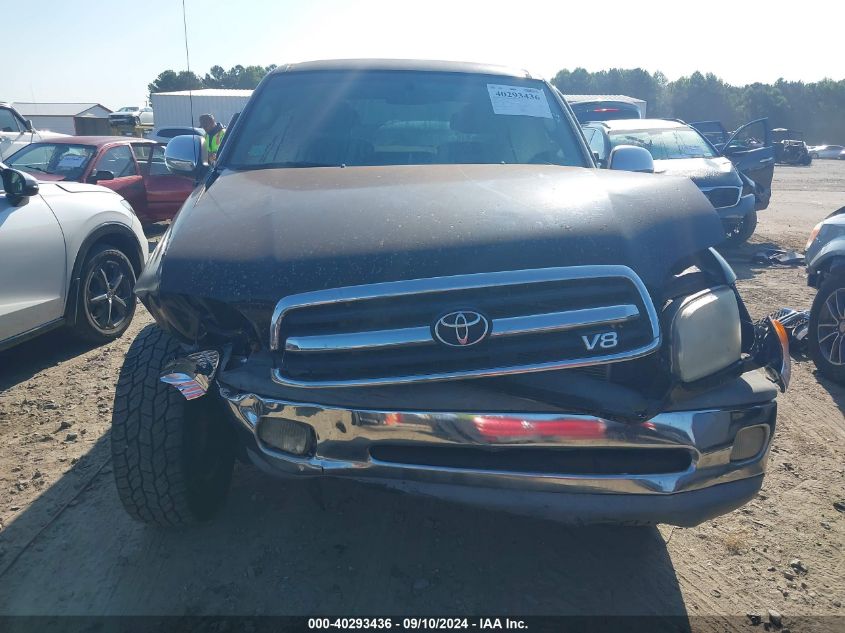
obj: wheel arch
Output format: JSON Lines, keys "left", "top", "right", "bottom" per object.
{"left": 812, "top": 252, "right": 845, "bottom": 283}
{"left": 65, "top": 222, "right": 145, "bottom": 325}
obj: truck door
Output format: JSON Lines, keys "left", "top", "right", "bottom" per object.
{"left": 721, "top": 118, "right": 775, "bottom": 210}
{"left": 135, "top": 143, "right": 195, "bottom": 223}
{"left": 89, "top": 144, "right": 147, "bottom": 215}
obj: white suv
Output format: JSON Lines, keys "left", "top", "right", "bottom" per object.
{"left": 0, "top": 164, "right": 148, "bottom": 350}
{"left": 0, "top": 103, "right": 67, "bottom": 161}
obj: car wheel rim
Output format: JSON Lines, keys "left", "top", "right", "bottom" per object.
{"left": 84, "top": 258, "right": 132, "bottom": 332}
{"left": 817, "top": 288, "right": 845, "bottom": 366}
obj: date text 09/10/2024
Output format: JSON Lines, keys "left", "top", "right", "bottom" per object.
{"left": 308, "top": 618, "right": 528, "bottom": 630}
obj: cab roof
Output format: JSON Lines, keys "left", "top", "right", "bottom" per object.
{"left": 271, "top": 59, "right": 532, "bottom": 79}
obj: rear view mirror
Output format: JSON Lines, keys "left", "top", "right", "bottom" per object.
{"left": 165, "top": 135, "right": 208, "bottom": 175}
{"left": 2, "top": 168, "right": 39, "bottom": 200}
{"left": 608, "top": 145, "right": 654, "bottom": 173}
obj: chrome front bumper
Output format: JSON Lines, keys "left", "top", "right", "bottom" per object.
{"left": 219, "top": 382, "right": 776, "bottom": 525}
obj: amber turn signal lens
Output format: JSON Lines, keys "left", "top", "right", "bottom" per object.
{"left": 806, "top": 222, "right": 823, "bottom": 250}
{"left": 771, "top": 319, "right": 791, "bottom": 391}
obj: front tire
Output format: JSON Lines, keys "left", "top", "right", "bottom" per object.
{"left": 723, "top": 210, "right": 758, "bottom": 246}
{"left": 111, "top": 324, "right": 235, "bottom": 526}
{"left": 71, "top": 244, "right": 137, "bottom": 343}
{"left": 808, "top": 274, "right": 845, "bottom": 384}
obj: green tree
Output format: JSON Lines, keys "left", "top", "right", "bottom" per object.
{"left": 202, "top": 65, "right": 228, "bottom": 88}
{"left": 201, "top": 64, "right": 277, "bottom": 89}
{"left": 147, "top": 70, "right": 204, "bottom": 95}
{"left": 664, "top": 71, "right": 737, "bottom": 126}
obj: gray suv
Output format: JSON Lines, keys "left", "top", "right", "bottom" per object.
{"left": 806, "top": 207, "right": 845, "bottom": 383}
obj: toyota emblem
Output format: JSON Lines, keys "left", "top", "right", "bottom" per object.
{"left": 433, "top": 311, "right": 490, "bottom": 347}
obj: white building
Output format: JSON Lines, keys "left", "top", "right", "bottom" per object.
{"left": 150, "top": 89, "right": 253, "bottom": 130}
{"left": 11, "top": 102, "right": 112, "bottom": 135}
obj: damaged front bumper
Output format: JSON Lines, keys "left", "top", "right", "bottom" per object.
{"left": 216, "top": 369, "right": 778, "bottom": 527}
{"left": 163, "top": 308, "right": 790, "bottom": 527}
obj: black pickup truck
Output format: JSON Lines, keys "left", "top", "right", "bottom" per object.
{"left": 112, "top": 60, "right": 790, "bottom": 528}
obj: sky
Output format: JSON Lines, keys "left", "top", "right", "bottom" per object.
{"left": 6, "top": 0, "right": 844, "bottom": 110}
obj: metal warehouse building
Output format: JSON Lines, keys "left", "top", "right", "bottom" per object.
{"left": 11, "top": 102, "right": 112, "bottom": 135}
{"left": 149, "top": 89, "right": 253, "bottom": 130}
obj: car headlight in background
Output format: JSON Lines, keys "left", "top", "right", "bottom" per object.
{"left": 806, "top": 221, "right": 824, "bottom": 250}
{"left": 671, "top": 286, "right": 741, "bottom": 382}
{"left": 807, "top": 221, "right": 845, "bottom": 251}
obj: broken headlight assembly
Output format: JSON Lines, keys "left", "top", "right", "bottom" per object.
{"left": 669, "top": 286, "right": 742, "bottom": 383}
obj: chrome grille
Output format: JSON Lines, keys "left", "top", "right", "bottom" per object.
{"left": 701, "top": 186, "right": 741, "bottom": 209}
{"left": 270, "top": 266, "right": 660, "bottom": 388}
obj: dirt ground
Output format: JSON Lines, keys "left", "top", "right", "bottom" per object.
{"left": 0, "top": 161, "right": 843, "bottom": 629}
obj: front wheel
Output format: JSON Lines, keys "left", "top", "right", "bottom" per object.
{"left": 111, "top": 324, "right": 235, "bottom": 526}
{"left": 71, "top": 244, "right": 137, "bottom": 343}
{"left": 723, "top": 210, "right": 758, "bottom": 246}
{"left": 808, "top": 274, "right": 845, "bottom": 384}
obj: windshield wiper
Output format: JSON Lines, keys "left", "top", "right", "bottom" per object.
{"left": 20, "top": 165, "right": 49, "bottom": 173}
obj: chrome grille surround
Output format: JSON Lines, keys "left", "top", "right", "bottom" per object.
{"left": 270, "top": 265, "right": 661, "bottom": 388}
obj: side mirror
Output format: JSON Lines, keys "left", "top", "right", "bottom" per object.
{"left": 2, "top": 168, "right": 39, "bottom": 201}
{"left": 87, "top": 170, "right": 115, "bottom": 184}
{"left": 608, "top": 145, "right": 654, "bottom": 173}
{"left": 24, "top": 119, "right": 34, "bottom": 133}
{"left": 165, "top": 135, "right": 208, "bottom": 175}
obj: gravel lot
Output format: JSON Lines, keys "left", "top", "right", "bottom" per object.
{"left": 0, "top": 162, "right": 843, "bottom": 629}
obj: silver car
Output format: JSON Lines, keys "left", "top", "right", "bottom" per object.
{"left": 0, "top": 164, "right": 147, "bottom": 350}
{"left": 809, "top": 144, "right": 845, "bottom": 159}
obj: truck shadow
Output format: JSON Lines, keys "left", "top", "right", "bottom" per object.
{"left": 0, "top": 434, "right": 690, "bottom": 625}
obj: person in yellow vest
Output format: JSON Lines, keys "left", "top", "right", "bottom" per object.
{"left": 199, "top": 114, "right": 225, "bottom": 165}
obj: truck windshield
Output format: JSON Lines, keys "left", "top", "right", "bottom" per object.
{"left": 225, "top": 70, "right": 587, "bottom": 169}
{"left": 608, "top": 128, "right": 717, "bottom": 160}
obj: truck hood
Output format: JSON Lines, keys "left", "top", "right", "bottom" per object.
{"left": 653, "top": 157, "right": 742, "bottom": 187}
{"left": 137, "top": 164, "right": 723, "bottom": 337}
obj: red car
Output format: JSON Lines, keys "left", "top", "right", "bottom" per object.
{"left": 6, "top": 136, "right": 195, "bottom": 226}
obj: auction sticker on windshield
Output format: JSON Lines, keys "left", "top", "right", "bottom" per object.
{"left": 487, "top": 84, "right": 552, "bottom": 118}
{"left": 57, "top": 154, "right": 87, "bottom": 168}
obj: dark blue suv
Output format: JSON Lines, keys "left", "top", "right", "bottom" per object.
{"left": 583, "top": 118, "right": 775, "bottom": 244}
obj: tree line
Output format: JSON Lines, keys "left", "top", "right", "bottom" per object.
{"left": 148, "top": 64, "right": 845, "bottom": 143}
{"left": 552, "top": 68, "right": 845, "bottom": 144}
{"left": 147, "top": 64, "right": 277, "bottom": 95}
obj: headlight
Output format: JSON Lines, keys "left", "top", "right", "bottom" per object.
{"left": 806, "top": 221, "right": 823, "bottom": 250}
{"left": 671, "top": 286, "right": 741, "bottom": 382}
